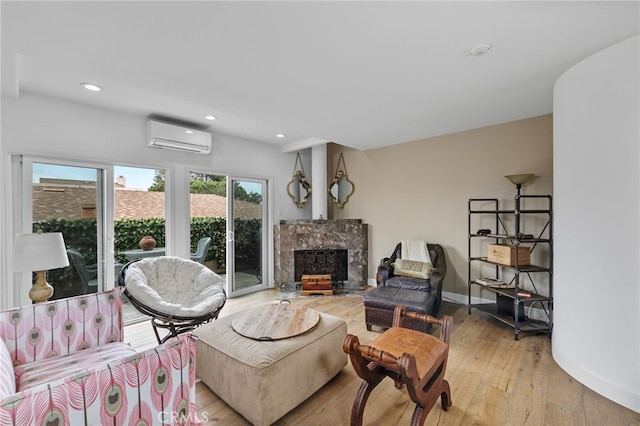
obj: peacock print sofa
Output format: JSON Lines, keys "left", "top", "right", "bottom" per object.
{"left": 0, "top": 288, "right": 199, "bottom": 425}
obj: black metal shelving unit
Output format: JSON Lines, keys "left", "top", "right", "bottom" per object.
{"left": 467, "top": 193, "right": 553, "bottom": 340}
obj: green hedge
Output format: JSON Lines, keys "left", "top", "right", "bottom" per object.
{"left": 33, "top": 217, "right": 263, "bottom": 270}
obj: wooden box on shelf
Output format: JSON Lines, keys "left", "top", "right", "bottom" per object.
{"left": 487, "top": 244, "right": 530, "bottom": 266}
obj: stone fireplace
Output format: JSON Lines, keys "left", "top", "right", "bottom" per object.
{"left": 274, "top": 219, "right": 368, "bottom": 289}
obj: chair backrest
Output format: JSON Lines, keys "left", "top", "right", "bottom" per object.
{"left": 0, "top": 288, "right": 125, "bottom": 366}
{"left": 190, "top": 237, "right": 212, "bottom": 264}
{"left": 67, "top": 249, "right": 98, "bottom": 290}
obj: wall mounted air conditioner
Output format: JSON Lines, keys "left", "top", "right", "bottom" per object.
{"left": 147, "top": 120, "right": 212, "bottom": 154}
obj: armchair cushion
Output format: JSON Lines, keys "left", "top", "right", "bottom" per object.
{"left": 392, "top": 259, "right": 433, "bottom": 279}
{"left": 15, "top": 342, "right": 136, "bottom": 391}
{"left": 385, "top": 275, "right": 433, "bottom": 292}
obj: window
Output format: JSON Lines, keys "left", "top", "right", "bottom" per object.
{"left": 113, "top": 166, "right": 167, "bottom": 265}
{"left": 14, "top": 157, "right": 108, "bottom": 303}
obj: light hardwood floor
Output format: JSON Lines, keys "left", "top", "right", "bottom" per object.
{"left": 123, "top": 290, "right": 639, "bottom": 425}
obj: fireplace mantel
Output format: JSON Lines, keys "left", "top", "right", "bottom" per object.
{"left": 274, "top": 219, "right": 368, "bottom": 289}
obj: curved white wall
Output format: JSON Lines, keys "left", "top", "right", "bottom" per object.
{"left": 553, "top": 35, "right": 639, "bottom": 412}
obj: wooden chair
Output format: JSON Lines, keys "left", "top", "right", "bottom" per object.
{"left": 343, "top": 305, "right": 453, "bottom": 426}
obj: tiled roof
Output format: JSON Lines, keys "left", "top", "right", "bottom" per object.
{"left": 115, "top": 190, "right": 167, "bottom": 219}
{"left": 33, "top": 184, "right": 260, "bottom": 221}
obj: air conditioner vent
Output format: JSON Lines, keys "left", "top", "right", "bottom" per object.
{"left": 147, "top": 120, "right": 212, "bottom": 154}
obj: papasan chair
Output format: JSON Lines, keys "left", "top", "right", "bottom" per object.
{"left": 119, "top": 256, "right": 226, "bottom": 344}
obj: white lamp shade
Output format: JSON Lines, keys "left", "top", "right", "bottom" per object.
{"left": 11, "top": 232, "right": 70, "bottom": 272}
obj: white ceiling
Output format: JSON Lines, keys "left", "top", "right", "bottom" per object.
{"left": 2, "top": 1, "right": 638, "bottom": 151}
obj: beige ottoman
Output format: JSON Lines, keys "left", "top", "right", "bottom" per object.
{"left": 195, "top": 307, "right": 348, "bottom": 426}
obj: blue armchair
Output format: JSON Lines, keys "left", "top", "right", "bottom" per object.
{"left": 190, "top": 237, "right": 212, "bottom": 264}
{"left": 66, "top": 248, "right": 98, "bottom": 294}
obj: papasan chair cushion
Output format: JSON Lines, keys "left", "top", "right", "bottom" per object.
{"left": 122, "top": 256, "right": 226, "bottom": 343}
{"left": 125, "top": 256, "right": 225, "bottom": 316}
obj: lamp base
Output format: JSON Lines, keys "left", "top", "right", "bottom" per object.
{"left": 29, "top": 270, "right": 54, "bottom": 303}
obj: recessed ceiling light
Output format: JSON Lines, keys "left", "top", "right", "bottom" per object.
{"left": 276, "top": 133, "right": 286, "bottom": 138}
{"left": 469, "top": 44, "right": 491, "bottom": 56}
{"left": 204, "top": 115, "right": 217, "bottom": 121}
{"left": 81, "top": 82, "right": 102, "bottom": 92}
{"left": 185, "top": 130, "right": 194, "bottom": 134}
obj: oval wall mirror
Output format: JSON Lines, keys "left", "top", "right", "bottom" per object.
{"left": 329, "top": 170, "right": 354, "bottom": 208}
{"left": 288, "top": 171, "right": 312, "bottom": 208}
{"left": 287, "top": 153, "right": 312, "bottom": 208}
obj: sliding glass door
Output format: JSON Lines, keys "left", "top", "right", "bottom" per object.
{"left": 12, "top": 157, "right": 269, "bottom": 306}
{"left": 228, "top": 178, "right": 266, "bottom": 297}
{"left": 188, "top": 172, "right": 266, "bottom": 297}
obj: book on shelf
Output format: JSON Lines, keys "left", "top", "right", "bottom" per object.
{"left": 475, "top": 277, "right": 504, "bottom": 286}
{"left": 492, "top": 283, "right": 516, "bottom": 289}
{"left": 486, "top": 234, "right": 508, "bottom": 239}
{"left": 475, "top": 277, "right": 516, "bottom": 289}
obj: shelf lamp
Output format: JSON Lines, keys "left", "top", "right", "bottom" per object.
{"left": 505, "top": 173, "right": 534, "bottom": 195}
{"left": 11, "top": 230, "right": 69, "bottom": 303}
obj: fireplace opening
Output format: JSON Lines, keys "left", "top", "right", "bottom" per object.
{"left": 294, "top": 249, "right": 348, "bottom": 284}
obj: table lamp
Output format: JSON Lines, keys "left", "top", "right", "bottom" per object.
{"left": 11, "top": 231, "right": 69, "bottom": 303}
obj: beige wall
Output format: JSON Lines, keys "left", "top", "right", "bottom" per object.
{"left": 328, "top": 114, "right": 553, "bottom": 299}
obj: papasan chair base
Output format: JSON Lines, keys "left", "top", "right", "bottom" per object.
{"left": 125, "top": 292, "right": 222, "bottom": 344}
{"left": 120, "top": 257, "right": 227, "bottom": 344}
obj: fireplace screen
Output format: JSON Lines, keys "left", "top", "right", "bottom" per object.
{"left": 294, "top": 249, "right": 348, "bottom": 283}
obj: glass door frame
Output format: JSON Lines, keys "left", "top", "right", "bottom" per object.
{"left": 226, "top": 176, "right": 269, "bottom": 298}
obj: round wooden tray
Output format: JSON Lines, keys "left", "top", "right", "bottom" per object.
{"left": 231, "top": 303, "right": 320, "bottom": 341}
